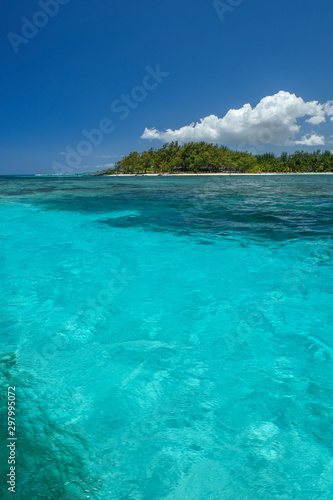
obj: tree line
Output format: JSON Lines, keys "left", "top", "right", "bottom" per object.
{"left": 99, "top": 142, "right": 333, "bottom": 174}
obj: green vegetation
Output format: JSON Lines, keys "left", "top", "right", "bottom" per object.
{"left": 99, "top": 142, "right": 333, "bottom": 175}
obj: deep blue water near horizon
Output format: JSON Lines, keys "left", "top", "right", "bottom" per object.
{"left": 0, "top": 175, "right": 332, "bottom": 499}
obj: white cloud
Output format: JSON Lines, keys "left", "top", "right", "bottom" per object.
{"left": 324, "top": 101, "right": 333, "bottom": 116}
{"left": 294, "top": 133, "right": 325, "bottom": 146}
{"left": 95, "top": 163, "right": 115, "bottom": 169}
{"left": 142, "top": 91, "right": 332, "bottom": 147}
{"left": 306, "top": 115, "right": 326, "bottom": 125}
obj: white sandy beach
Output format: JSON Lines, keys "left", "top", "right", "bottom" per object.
{"left": 107, "top": 173, "right": 333, "bottom": 176}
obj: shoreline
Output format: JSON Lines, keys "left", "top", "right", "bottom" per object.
{"left": 105, "top": 172, "right": 333, "bottom": 176}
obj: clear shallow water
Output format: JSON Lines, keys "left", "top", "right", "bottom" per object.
{"left": 0, "top": 175, "right": 332, "bottom": 499}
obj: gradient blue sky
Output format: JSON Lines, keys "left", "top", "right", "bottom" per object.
{"left": 1, "top": 0, "right": 332, "bottom": 174}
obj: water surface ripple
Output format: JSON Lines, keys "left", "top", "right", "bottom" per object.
{"left": 0, "top": 175, "right": 332, "bottom": 499}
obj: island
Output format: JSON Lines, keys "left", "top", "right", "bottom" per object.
{"left": 97, "top": 142, "right": 333, "bottom": 175}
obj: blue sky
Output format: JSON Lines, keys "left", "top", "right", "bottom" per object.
{"left": 1, "top": 0, "right": 333, "bottom": 174}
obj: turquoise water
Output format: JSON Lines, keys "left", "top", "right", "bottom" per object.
{"left": 0, "top": 175, "right": 332, "bottom": 499}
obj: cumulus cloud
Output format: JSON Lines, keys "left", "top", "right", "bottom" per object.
{"left": 324, "top": 101, "right": 333, "bottom": 115}
{"left": 306, "top": 115, "right": 326, "bottom": 125}
{"left": 142, "top": 91, "right": 332, "bottom": 147}
{"left": 294, "top": 133, "right": 325, "bottom": 146}
{"left": 95, "top": 162, "right": 115, "bottom": 168}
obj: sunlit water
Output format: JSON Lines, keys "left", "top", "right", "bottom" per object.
{"left": 0, "top": 175, "right": 332, "bottom": 499}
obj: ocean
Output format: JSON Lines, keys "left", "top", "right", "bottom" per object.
{"left": 0, "top": 175, "right": 332, "bottom": 499}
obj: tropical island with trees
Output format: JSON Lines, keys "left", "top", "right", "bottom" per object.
{"left": 98, "top": 142, "right": 333, "bottom": 175}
